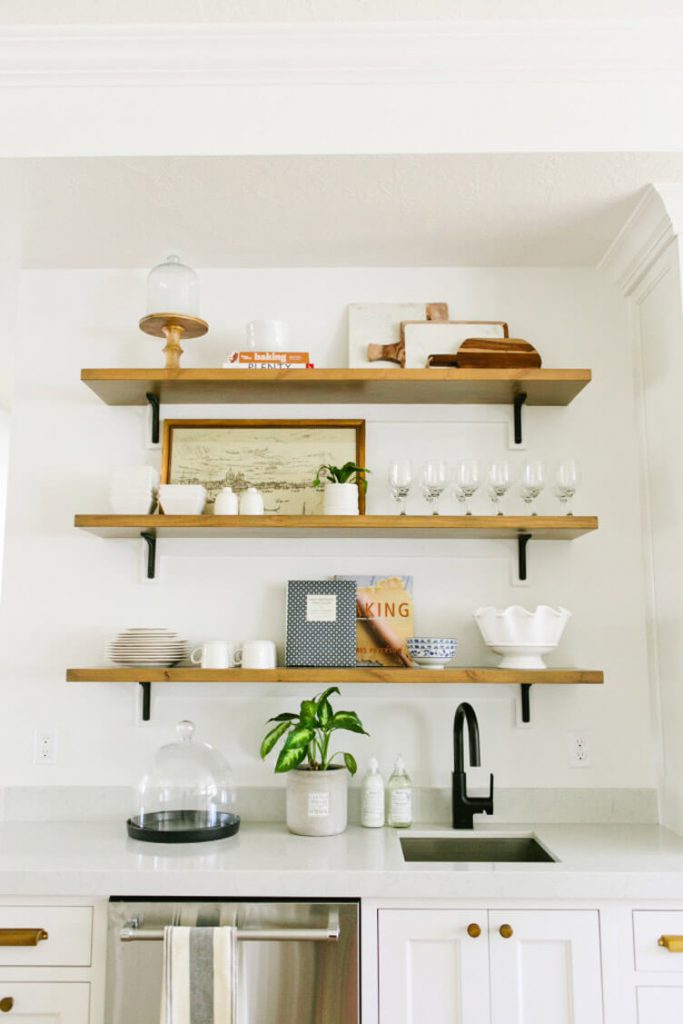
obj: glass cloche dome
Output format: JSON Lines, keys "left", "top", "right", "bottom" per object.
{"left": 146, "top": 254, "right": 200, "bottom": 317}
{"left": 127, "top": 720, "right": 240, "bottom": 843}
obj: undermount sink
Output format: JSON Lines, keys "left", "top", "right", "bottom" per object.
{"left": 400, "top": 834, "right": 557, "bottom": 864}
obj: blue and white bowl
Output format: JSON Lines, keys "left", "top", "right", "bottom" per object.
{"left": 406, "top": 636, "right": 458, "bottom": 670}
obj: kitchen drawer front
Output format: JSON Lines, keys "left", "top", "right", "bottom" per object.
{"left": 633, "top": 912, "right": 683, "bottom": 973}
{"left": 637, "top": 986, "right": 683, "bottom": 1022}
{"left": 0, "top": 906, "right": 92, "bottom": 967}
{"left": 0, "top": 981, "right": 90, "bottom": 1021}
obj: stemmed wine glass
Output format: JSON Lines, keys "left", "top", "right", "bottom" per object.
{"left": 452, "top": 459, "right": 481, "bottom": 516}
{"left": 519, "top": 459, "right": 547, "bottom": 516}
{"left": 487, "top": 460, "right": 512, "bottom": 516}
{"left": 388, "top": 460, "right": 413, "bottom": 516}
{"left": 554, "top": 459, "right": 580, "bottom": 515}
{"left": 420, "top": 460, "right": 447, "bottom": 515}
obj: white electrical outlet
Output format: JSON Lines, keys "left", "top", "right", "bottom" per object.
{"left": 33, "top": 731, "right": 57, "bottom": 765}
{"left": 568, "top": 731, "right": 590, "bottom": 768}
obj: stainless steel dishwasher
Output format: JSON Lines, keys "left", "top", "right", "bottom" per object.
{"left": 105, "top": 898, "right": 359, "bottom": 1024}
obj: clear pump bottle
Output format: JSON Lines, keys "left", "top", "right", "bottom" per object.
{"left": 387, "top": 755, "right": 413, "bottom": 828}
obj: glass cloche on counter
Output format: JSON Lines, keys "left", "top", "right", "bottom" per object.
{"left": 146, "top": 253, "right": 200, "bottom": 317}
{"left": 127, "top": 720, "right": 240, "bottom": 843}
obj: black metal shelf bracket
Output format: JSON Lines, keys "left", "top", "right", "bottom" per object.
{"left": 141, "top": 531, "right": 157, "bottom": 579}
{"left": 146, "top": 392, "right": 161, "bottom": 445}
{"left": 139, "top": 682, "right": 151, "bottom": 721}
{"left": 517, "top": 532, "right": 532, "bottom": 581}
{"left": 513, "top": 391, "right": 527, "bottom": 445}
{"left": 520, "top": 683, "right": 532, "bottom": 724}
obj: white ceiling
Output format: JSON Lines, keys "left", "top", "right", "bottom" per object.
{"left": 13, "top": 152, "right": 683, "bottom": 269}
{"left": 2, "top": 0, "right": 681, "bottom": 22}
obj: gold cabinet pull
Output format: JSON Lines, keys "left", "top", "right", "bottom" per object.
{"left": 0, "top": 997, "right": 13, "bottom": 1012}
{"left": 0, "top": 928, "right": 48, "bottom": 947}
{"left": 658, "top": 934, "right": 683, "bottom": 952}
{"left": 499, "top": 924, "right": 514, "bottom": 939}
{"left": 467, "top": 923, "right": 481, "bottom": 938}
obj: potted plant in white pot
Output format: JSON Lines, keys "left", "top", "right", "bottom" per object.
{"left": 260, "top": 686, "right": 369, "bottom": 836}
{"left": 312, "top": 461, "right": 370, "bottom": 515}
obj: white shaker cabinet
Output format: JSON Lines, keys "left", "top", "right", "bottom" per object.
{"left": 0, "top": 982, "right": 90, "bottom": 1021}
{"left": 377, "top": 908, "right": 603, "bottom": 1024}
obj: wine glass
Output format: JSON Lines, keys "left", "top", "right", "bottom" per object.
{"left": 519, "top": 459, "right": 547, "bottom": 516}
{"left": 420, "top": 460, "right": 447, "bottom": 515}
{"left": 487, "top": 460, "right": 512, "bottom": 516}
{"left": 388, "top": 460, "right": 413, "bottom": 515}
{"left": 452, "top": 459, "right": 481, "bottom": 516}
{"left": 554, "top": 459, "right": 580, "bottom": 516}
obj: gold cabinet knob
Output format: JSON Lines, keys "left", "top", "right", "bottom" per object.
{"left": 467, "top": 923, "right": 481, "bottom": 938}
{"left": 499, "top": 923, "right": 514, "bottom": 939}
{"left": 659, "top": 934, "right": 683, "bottom": 952}
{"left": 0, "top": 997, "right": 14, "bottom": 1012}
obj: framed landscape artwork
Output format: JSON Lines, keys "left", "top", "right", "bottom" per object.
{"left": 161, "top": 419, "right": 366, "bottom": 514}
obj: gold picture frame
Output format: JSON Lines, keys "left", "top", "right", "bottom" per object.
{"left": 161, "top": 418, "right": 366, "bottom": 515}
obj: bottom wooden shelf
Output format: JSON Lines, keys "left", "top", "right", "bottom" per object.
{"left": 66, "top": 667, "right": 603, "bottom": 724}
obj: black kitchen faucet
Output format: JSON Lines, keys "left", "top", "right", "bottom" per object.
{"left": 452, "top": 702, "right": 494, "bottom": 829}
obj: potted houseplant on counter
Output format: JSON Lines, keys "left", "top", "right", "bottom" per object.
{"left": 313, "top": 461, "right": 370, "bottom": 515}
{"left": 260, "top": 686, "right": 369, "bottom": 836}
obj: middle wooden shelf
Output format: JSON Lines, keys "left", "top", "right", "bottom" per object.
{"left": 74, "top": 513, "right": 598, "bottom": 540}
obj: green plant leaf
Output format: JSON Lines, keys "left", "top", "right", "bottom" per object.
{"left": 259, "top": 720, "right": 292, "bottom": 759}
{"left": 330, "top": 711, "right": 368, "bottom": 735}
{"left": 343, "top": 752, "right": 358, "bottom": 775}
{"left": 283, "top": 726, "right": 316, "bottom": 750}
{"left": 267, "top": 712, "right": 299, "bottom": 723}
{"left": 299, "top": 700, "right": 317, "bottom": 726}
{"left": 275, "top": 744, "right": 307, "bottom": 773}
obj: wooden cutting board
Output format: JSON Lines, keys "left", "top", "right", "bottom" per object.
{"left": 427, "top": 337, "right": 542, "bottom": 369}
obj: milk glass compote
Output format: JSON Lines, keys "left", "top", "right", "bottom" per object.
{"left": 388, "top": 460, "right": 413, "bottom": 515}
{"left": 554, "top": 459, "right": 580, "bottom": 516}
{"left": 452, "top": 459, "right": 481, "bottom": 516}
{"left": 487, "top": 460, "right": 512, "bottom": 516}
{"left": 420, "top": 460, "right": 447, "bottom": 515}
{"left": 519, "top": 459, "right": 547, "bottom": 516}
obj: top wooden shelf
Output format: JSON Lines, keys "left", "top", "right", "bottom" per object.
{"left": 80, "top": 368, "right": 591, "bottom": 407}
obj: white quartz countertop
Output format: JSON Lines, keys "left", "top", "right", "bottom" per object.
{"left": 3, "top": 820, "right": 683, "bottom": 899}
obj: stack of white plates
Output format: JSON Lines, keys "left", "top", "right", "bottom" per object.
{"left": 107, "top": 628, "right": 188, "bottom": 667}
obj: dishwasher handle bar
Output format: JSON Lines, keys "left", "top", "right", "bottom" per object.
{"left": 120, "top": 908, "right": 340, "bottom": 944}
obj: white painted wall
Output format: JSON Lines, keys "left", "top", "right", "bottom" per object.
{"left": 0, "top": 265, "right": 654, "bottom": 798}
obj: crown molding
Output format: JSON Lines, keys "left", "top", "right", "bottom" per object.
{"left": 1, "top": 19, "right": 683, "bottom": 87}
{"left": 599, "top": 185, "right": 683, "bottom": 297}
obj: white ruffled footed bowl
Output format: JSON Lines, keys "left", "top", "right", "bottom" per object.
{"left": 472, "top": 605, "right": 571, "bottom": 670}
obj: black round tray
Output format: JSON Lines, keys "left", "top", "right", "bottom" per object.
{"left": 127, "top": 810, "right": 241, "bottom": 844}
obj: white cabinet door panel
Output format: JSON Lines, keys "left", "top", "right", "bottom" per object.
{"left": 0, "top": 982, "right": 90, "bottom": 1021}
{"left": 637, "top": 987, "right": 683, "bottom": 1022}
{"left": 489, "top": 911, "right": 603, "bottom": 1024}
{"left": 378, "top": 910, "right": 489, "bottom": 1024}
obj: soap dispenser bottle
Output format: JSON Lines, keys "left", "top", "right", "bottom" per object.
{"left": 387, "top": 755, "right": 413, "bottom": 828}
{"left": 361, "top": 757, "right": 385, "bottom": 828}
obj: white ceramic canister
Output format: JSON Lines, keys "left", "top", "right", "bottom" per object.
{"left": 214, "top": 487, "right": 239, "bottom": 515}
{"left": 245, "top": 319, "right": 290, "bottom": 350}
{"left": 322, "top": 482, "right": 359, "bottom": 516}
{"left": 238, "top": 487, "right": 265, "bottom": 515}
{"left": 285, "top": 766, "right": 348, "bottom": 836}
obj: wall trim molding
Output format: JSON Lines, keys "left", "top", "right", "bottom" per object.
{"left": 1, "top": 19, "right": 683, "bottom": 88}
{"left": 599, "top": 184, "right": 683, "bottom": 297}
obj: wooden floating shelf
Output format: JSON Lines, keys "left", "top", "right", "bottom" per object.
{"left": 73, "top": 514, "right": 598, "bottom": 541}
{"left": 80, "top": 367, "right": 592, "bottom": 407}
{"left": 66, "top": 667, "right": 603, "bottom": 685}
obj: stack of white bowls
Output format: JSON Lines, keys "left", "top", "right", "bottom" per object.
{"left": 109, "top": 466, "right": 159, "bottom": 514}
{"left": 158, "top": 484, "right": 207, "bottom": 515}
{"left": 107, "top": 628, "right": 188, "bottom": 667}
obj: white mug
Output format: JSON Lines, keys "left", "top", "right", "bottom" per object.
{"left": 246, "top": 319, "right": 290, "bottom": 350}
{"left": 239, "top": 487, "right": 265, "bottom": 515}
{"left": 235, "top": 640, "right": 277, "bottom": 669}
{"left": 214, "top": 487, "right": 238, "bottom": 515}
{"left": 190, "top": 640, "right": 238, "bottom": 669}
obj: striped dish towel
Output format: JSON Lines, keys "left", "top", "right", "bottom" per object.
{"left": 160, "top": 926, "right": 236, "bottom": 1024}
